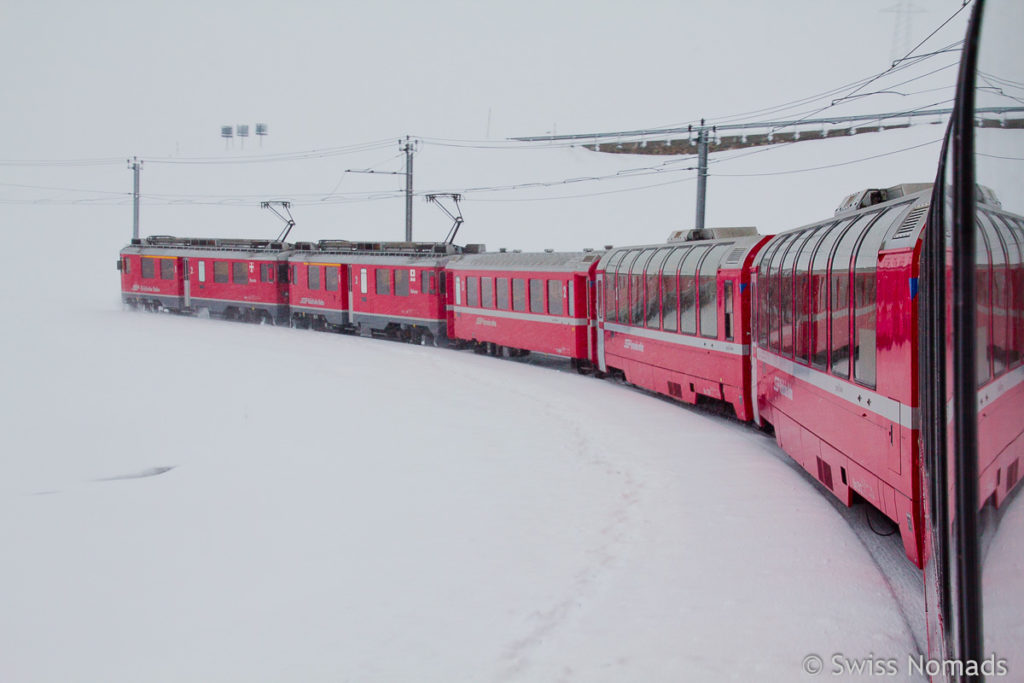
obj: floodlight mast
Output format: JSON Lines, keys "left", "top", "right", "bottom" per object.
{"left": 261, "top": 201, "right": 295, "bottom": 243}
{"left": 426, "top": 193, "right": 464, "bottom": 244}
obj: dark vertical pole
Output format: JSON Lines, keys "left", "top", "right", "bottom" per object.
{"left": 403, "top": 137, "right": 414, "bottom": 242}
{"left": 695, "top": 126, "right": 708, "bottom": 231}
{"left": 129, "top": 157, "right": 142, "bottom": 241}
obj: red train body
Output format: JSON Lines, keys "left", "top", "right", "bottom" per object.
{"left": 595, "top": 228, "right": 769, "bottom": 421}
{"left": 118, "top": 184, "right": 1024, "bottom": 568}
{"left": 119, "top": 237, "right": 292, "bottom": 323}
{"left": 446, "top": 251, "right": 601, "bottom": 362}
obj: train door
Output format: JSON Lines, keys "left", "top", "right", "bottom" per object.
{"left": 183, "top": 257, "right": 191, "bottom": 309}
{"left": 596, "top": 272, "right": 606, "bottom": 372}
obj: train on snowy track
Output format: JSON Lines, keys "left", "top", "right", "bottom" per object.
{"left": 118, "top": 181, "right": 1024, "bottom": 569}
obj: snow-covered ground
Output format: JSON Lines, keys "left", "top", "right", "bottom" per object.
{"left": 2, "top": 126, "right": 1021, "bottom": 681}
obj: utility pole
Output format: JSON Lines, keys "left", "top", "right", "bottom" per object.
{"left": 510, "top": 106, "right": 1024, "bottom": 232}
{"left": 401, "top": 136, "right": 417, "bottom": 242}
{"left": 694, "top": 123, "right": 709, "bottom": 232}
{"left": 128, "top": 156, "right": 142, "bottom": 241}
{"left": 344, "top": 136, "right": 419, "bottom": 241}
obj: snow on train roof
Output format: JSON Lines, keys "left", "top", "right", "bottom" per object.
{"left": 446, "top": 250, "right": 604, "bottom": 273}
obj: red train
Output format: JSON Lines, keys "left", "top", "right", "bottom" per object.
{"left": 118, "top": 182, "right": 1024, "bottom": 568}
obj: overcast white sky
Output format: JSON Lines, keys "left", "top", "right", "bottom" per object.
{"left": 0, "top": 1, "right": 977, "bottom": 247}
{"left": 1, "top": 0, "right": 970, "bottom": 157}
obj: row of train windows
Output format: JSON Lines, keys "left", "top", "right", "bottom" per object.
{"left": 755, "top": 206, "right": 906, "bottom": 389}
{"left": 458, "top": 276, "right": 569, "bottom": 316}
{"left": 137, "top": 257, "right": 282, "bottom": 285}
{"left": 973, "top": 211, "right": 1024, "bottom": 385}
{"left": 601, "top": 244, "right": 734, "bottom": 340}
{"left": 754, "top": 204, "right": 1024, "bottom": 389}
{"left": 138, "top": 257, "right": 175, "bottom": 280}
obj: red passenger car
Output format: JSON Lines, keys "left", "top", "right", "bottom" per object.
{"left": 751, "top": 184, "right": 1024, "bottom": 567}
{"left": 595, "top": 228, "right": 770, "bottom": 420}
{"left": 119, "top": 236, "right": 292, "bottom": 323}
{"left": 446, "top": 251, "right": 602, "bottom": 363}
{"left": 288, "top": 240, "right": 470, "bottom": 344}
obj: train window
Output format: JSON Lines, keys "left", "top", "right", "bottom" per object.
{"left": 793, "top": 226, "right": 823, "bottom": 364}
{"left": 829, "top": 215, "right": 873, "bottom": 379}
{"left": 992, "top": 214, "right": 1024, "bottom": 368}
{"left": 723, "top": 281, "right": 734, "bottom": 341}
{"left": 661, "top": 248, "right": 686, "bottom": 332}
{"left": 617, "top": 250, "right": 640, "bottom": 324}
{"left": 439, "top": 270, "right": 446, "bottom": 296}
{"left": 497, "top": 277, "right": 509, "bottom": 309}
{"left": 455, "top": 276, "right": 462, "bottom": 305}
{"left": 699, "top": 245, "right": 726, "bottom": 339}
{"left": 767, "top": 234, "right": 795, "bottom": 352}
{"left": 197, "top": 260, "right": 205, "bottom": 283}
{"left": 287, "top": 265, "right": 294, "bottom": 285}
{"left": 424, "top": 270, "right": 436, "bottom": 295}
{"left": 602, "top": 251, "right": 626, "bottom": 322}
{"left": 141, "top": 257, "right": 155, "bottom": 279}
{"left": 568, "top": 280, "right": 576, "bottom": 318}
{"left": 976, "top": 218, "right": 994, "bottom": 386}
{"left": 395, "top": 269, "right": 409, "bottom": 297}
{"left": 376, "top": 268, "right": 391, "bottom": 296}
{"left": 646, "top": 248, "right": 671, "bottom": 328}
{"left": 160, "top": 259, "right": 174, "bottom": 280}
{"left": 232, "top": 261, "right": 248, "bottom": 285}
{"left": 360, "top": 268, "right": 368, "bottom": 294}
{"left": 754, "top": 241, "right": 780, "bottom": 348}
{"left": 980, "top": 213, "right": 1009, "bottom": 376}
{"left": 214, "top": 261, "right": 229, "bottom": 284}
{"left": 548, "top": 280, "right": 564, "bottom": 315}
{"left": 259, "top": 263, "right": 271, "bottom": 283}
{"left": 630, "top": 249, "right": 656, "bottom": 326}
{"left": 326, "top": 266, "right": 339, "bottom": 292}
{"left": 308, "top": 265, "right": 321, "bottom": 290}
{"left": 809, "top": 221, "right": 847, "bottom": 369}
{"left": 467, "top": 276, "right": 480, "bottom": 307}
{"left": 679, "top": 247, "right": 707, "bottom": 335}
{"left": 617, "top": 250, "right": 638, "bottom": 325}
{"left": 512, "top": 279, "right": 527, "bottom": 312}
{"left": 529, "top": 279, "right": 544, "bottom": 313}
{"left": 852, "top": 208, "right": 902, "bottom": 387}
{"left": 481, "top": 277, "right": 494, "bottom": 308}
{"left": 777, "top": 235, "right": 802, "bottom": 355}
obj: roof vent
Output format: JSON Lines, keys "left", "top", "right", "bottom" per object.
{"left": 499, "top": 248, "right": 507, "bottom": 253}
{"left": 604, "top": 244, "right": 613, "bottom": 250}
{"left": 668, "top": 227, "right": 758, "bottom": 242}
{"left": 544, "top": 248, "right": 554, "bottom": 253}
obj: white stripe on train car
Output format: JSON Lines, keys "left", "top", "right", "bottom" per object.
{"left": 756, "top": 349, "right": 914, "bottom": 428}
{"left": 452, "top": 306, "right": 588, "bottom": 326}
{"left": 603, "top": 322, "right": 749, "bottom": 356}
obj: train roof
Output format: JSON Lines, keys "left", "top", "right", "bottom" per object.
{"left": 760, "top": 187, "right": 933, "bottom": 256}
{"left": 446, "top": 250, "right": 605, "bottom": 274}
{"left": 597, "top": 231, "right": 767, "bottom": 271}
{"left": 120, "top": 235, "right": 294, "bottom": 260}
{"left": 286, "top": 239, "right": 484, "bottom": 266}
